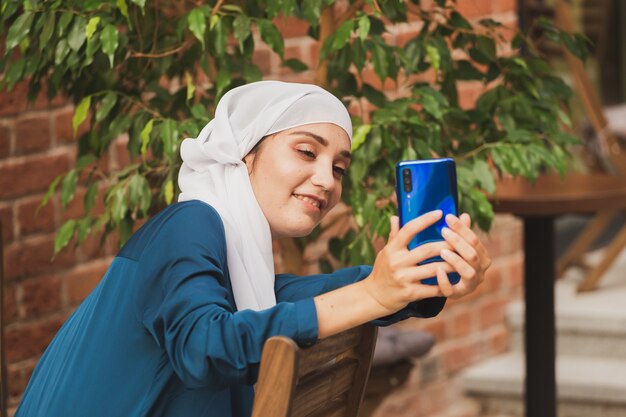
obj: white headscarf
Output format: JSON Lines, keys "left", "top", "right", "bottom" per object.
{"left": 178, "top": 81, "right": 352, "bottom": 311}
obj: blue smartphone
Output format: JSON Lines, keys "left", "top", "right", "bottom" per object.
{"left": 395, "top": 158, "right": 460, "bottom": 285}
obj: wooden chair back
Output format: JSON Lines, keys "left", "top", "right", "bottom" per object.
{"left": 0, "top": 223, "right": 7, "bottom": 416}
{"left": 251, "top": 323, "right": 378, "bottom": 417}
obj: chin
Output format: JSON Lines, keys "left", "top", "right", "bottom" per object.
{"left": 272, "top": 221, "right": 318, "bottom": 239}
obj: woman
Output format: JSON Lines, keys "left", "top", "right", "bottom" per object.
{"left": 15, "top": 81, "right": 490, "bottom": 417}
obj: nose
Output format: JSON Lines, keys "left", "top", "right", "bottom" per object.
{"left": 310, "top": 163, "right": 335, "bottom": 191}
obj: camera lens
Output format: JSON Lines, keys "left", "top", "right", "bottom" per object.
{"left": 402, "top": 168, "right": 412, "bottom": 192}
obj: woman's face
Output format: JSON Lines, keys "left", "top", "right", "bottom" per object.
{"left": 244, "top": 123, "right": 351, "bottom": 239}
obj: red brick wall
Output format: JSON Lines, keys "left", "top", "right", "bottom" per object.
{"left": 1, "top": 1, "right": 521, "bottom": 415}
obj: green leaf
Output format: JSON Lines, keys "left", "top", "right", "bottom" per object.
{"left": 84, "top": 183, "right": 98, "bottom": 212}
{"left": 54, "top": 220, "right": 76, "bottom": 255}
{"left": 164, "top": 178, "right": 174, "bottom": 204}
{"left": 140, "top": 119, "right": 154, "bottom": 156}
{"left": 86, "top": 17, "right": 100, "bottom": 41}
{"left": 60, "top": 169, "right": 78, "bottom": 208}
{"left": 76, "top": 217, "right": 92, "bottom": 243}
{"left": 185, "top": 71, "right": 195, "bottom": 101}
{"left": 128, "top": 174, "right": 151, "bottom": 215}
{"left": 96, "top": 92, "right": 117, "bottom": 122}
{"left": 3, "top": 59, "right": 25, "bottom": 90}
{"left": 216, "top": 68, "right": 231, "bottom": 95}
{"left": 130, "top": 0, "right": 146, "bottom": 10}
{"left": 6, "top": 11, "right": 34, "bottom": 51}
{"left": 258, "top": 20, "right": 284, "bottom": 58}
{"left": 57, "top": 11, "right": 73, "bottom": 37}
{"left": 351, "top": 124, "right": 372, "bottom": 151}
{"left": 116, "top": 0, "right": 128, "bottom": 18}
{"left": 54, "top": 38, "right": 70, "bottom": 65}
{"left": 101, "top": 24, "right": 119, "bottom": 67}
{"left": 282, "top": 58, "right": 308, "bottom": 72}
{"left": 72, "top": 96, "right": 91, "bottom": 136}
{"left": 73, "top": 96, "right": 91, "bottom": 136}
{"left": 68, "top": 17, "right": 87, "bottom": 51}
{"left": 358, "top": 15, "right": 370, "bottom": 41}
{"left": 333, "top": 20, "right": 353, "bottom": 51}
{"left": 233, "top": 14, "right": 250, "bottom": 52}
{"left": 188, "top": 8, "right": 207, "bottom": 49}
{"left": 371, "top": 43, "right": 389, "bottom": 81}
{"left": 76, "top": 154, "right": 96, "bottom": 170}
{"left": 160, "top": 119, "right": 179, "bottom": 159}
{"left": 352, "top": 37, "right": 366, "bottom": 71}
{"left": 40, "top": 175, "right": 62, "bottom": 211}
{"left": 39, "top": 13, "right": 55, "bottom": 49}
{"left": 473, "top": 159, "right": 495, "bottom": 194}
{"left": 426, "top": 44, "right": 440, "bottom": 73}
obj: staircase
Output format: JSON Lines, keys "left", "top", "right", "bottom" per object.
{"left": 461, "top": 250, "right": 626, "bottom": 417}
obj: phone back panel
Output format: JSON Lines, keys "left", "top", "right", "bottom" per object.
{"left": 396, "top": 158, "right": 460, "bottom": 285}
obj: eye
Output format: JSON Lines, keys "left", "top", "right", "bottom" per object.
{"left": 297, "top": 149, "right": 316, "bottom": 159}
{"left": 333, "top": 166, "right": 347, "bottom": 177}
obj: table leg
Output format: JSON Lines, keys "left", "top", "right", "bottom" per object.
{"left": 523, "top": 217, "right": 557, "bottom": 417}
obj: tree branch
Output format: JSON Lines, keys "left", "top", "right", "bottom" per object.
{"left": 315, "top": 6, "right": 336, "bottom": 88}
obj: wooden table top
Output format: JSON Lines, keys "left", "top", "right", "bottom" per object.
{"left": 491, "top": 173, "right": 626, "bottom": 216}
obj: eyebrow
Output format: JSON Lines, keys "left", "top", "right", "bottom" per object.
{"left": 290, "top": 131, "right": 352, "bottom": 160}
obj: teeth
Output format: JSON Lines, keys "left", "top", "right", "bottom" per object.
{"left": 295, "top": 195, "right": 320, "bottom": 208}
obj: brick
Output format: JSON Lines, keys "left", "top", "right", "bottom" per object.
{"left": 440, "top": 339, "right": 480, "bottom": 373}
{"left": 449, "top": 309, "right": 474, "bottom": 338}
{"left": 21, "top": 275, "right": 62, "bottom": 318}
{"left": 487, "top": 324, "right": 510, "bottom": 355}
{"left": 0, "top": 124, "right": 11, "bottom": 158}
{"left": 16, "top": 195, "right": 56, "bottom": 237}
{"left": 0, "top": 151, "right": 72, "bottom": 199}
{"left": 7, "top": 366, "right": 24, "bottom": 399}
{"left": 478, "top": 295, "right": 509, "bottom": 329}
{"left": 0, "top": 81, "right": 29, "bottom": 117}
{"left": 75, "top": 234, "right": 109, "bottom": 263}
{"left": 456, "top": 0, "right": 493, "bottom": 19}
{"left": 252, "top": 49, "right": 272, "bottom": 75}
{"left": 274, "top": 15, "right": 310, "bottom": 38}
{"left": 457, "top": 81, "right": 484, "bottom": 109}
{"left": 492, "top": 0, "right": 517, "bottom": 14}
{"left": 65, "top": 259, "right": 110, "bottom": 305}
{"left": 0, "top": 203, "right": 14, "bottom": 242}
{"left": 15, "top": 115, "right": 51, "bottom": 155}
{"left": 3, "top": 235, "right": 77, "bottom": 281}
{"left": 5, "top": 316, "right": 65, "bottom": 362}
{"left": 4, "top": 284, "right": 19, "bottom": 323}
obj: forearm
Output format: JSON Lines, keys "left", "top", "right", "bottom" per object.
{"left": 314, "top": 280, "right": 391, "bottom": 339}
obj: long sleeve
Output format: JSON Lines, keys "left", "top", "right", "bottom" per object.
{"left": 275, "top": 266, "right": 446, "bottom": 326}
{"left": 136, "top": 202, "right": 318, "bottom": 390}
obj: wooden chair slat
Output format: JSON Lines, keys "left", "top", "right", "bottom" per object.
{"left": 291, "top": 359, "right": 357, "bottom": 416}
{"left": 296, "top": 327, "right": 362, "bottom": 377}
{"left": 251, "top": 323, "right": 377, "bottom": 417}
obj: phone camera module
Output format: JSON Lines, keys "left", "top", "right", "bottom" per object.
{"left": 402, "top": 168, "right": 412, "bottom": 192}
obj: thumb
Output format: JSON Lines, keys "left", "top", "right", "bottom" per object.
{"left": 389, "top": 215, "right": 400, "bottom": 240}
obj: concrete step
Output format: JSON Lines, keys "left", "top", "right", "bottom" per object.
{"left": 507, "top": 250, "right": 626, "bottom": 358}
{"left": 461, "top": 352, "right": 626, "bottom": 417}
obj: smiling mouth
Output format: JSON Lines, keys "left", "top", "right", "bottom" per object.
{"left": 293, "top": 194, "right": 322, "bottom": 210}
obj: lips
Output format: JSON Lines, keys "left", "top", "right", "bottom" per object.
{"left": 293, "top": 193, "right": 325, "bottom": 210}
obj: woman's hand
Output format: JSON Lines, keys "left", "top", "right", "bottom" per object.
{"left": 436, "top": 213, "right": 491, "bottom": 298}
{"left": 362, "top": 210, "right": 453, "bottom": 315}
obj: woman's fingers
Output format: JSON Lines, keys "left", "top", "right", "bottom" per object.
{"left": 406, "top": 261, "right": 455, "bottom": 282}
{"left": 404, "top": 241, "right": 453, "bottom": 265}
{"left": 389, "top": 215, "right": 400, "bottom": 240}
{"left": 441, "top": 227, "right": 480, "bottom": 269}
{"left": 436, "top": 267, "right": 454, "bottom": 297}
{"left": 440, "top": 248, "right": 481, "bottom": 285}
{"left": 445, "top": 214, "right": 491, "bottom": 270}
{"left": 391, "top": 210, "right": 442, "bottom": 250}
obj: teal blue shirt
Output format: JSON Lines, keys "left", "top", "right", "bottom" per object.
{"left": 16, "top": 201, "right": 445, "bottom": 417}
